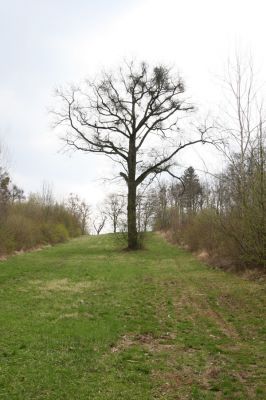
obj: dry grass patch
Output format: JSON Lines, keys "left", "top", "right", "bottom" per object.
{"left": 29, "top": 278, "right": 92, "bottom": 293}
{"left": 58, "top": 312, "right": 79, "bottom": 319}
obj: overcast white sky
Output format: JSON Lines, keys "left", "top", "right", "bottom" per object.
{"left": 1, "top": 0, "right": 266, "bottom": 207}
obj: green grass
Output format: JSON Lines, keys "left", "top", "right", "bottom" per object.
{"left": 0, "top": 233, "right": 265, "bottom": 399}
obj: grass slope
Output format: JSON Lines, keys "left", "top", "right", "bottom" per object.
{"left": 0, "top": 234, "right": 265, "bottom": 399}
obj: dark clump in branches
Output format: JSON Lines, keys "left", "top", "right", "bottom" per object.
{"left": 53, "top": 61, "right": 212, "bottom": 249}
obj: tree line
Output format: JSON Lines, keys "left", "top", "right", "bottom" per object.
{"left": 0, "top": 154, "right": 90, "bottom": 255}
{"left": 152, "top": 151, "right": 265, "bottom": 268}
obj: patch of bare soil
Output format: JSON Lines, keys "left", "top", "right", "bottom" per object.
{"left": 152, "top": 362, "right": 224, "bottom": 399}
{"left": 110, "top": 332, "right": 176, "bottom": 354}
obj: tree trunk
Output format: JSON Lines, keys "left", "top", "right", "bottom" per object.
{"left": 127, "top": 179, "right": 138, "bottom": 249}
{"left": 127, "top": 139, "right": 138, "bottom": 250}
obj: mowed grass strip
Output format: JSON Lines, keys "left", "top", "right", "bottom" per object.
{"left": 0, "top": 233, "right": 265, "bottom": 399}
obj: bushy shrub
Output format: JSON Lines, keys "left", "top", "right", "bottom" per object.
{"left": 7, "top": 214, "right": 41, "bottom": 250}
{"left": 182, "top": 210, "right": 222, "bottom": 252}
{"left": 41, "top": 223, "right": 69, "bottom": 244}
{"left": 0, "top": 226, "right": 15, "bottom": 254}
{"left": 0, "top": 196, "right": 82, "bottom": 256}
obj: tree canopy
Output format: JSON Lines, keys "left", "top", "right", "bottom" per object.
{"left": 54, "top": 61, "right": 212, "bottom": 249}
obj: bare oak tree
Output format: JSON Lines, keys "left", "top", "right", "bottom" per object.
{"left": 53, "top": 61, "right": 211, "bottom": 249}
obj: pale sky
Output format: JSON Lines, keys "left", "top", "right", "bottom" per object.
{"left": 1, "top": 0, "right": 266, "bottom": 207}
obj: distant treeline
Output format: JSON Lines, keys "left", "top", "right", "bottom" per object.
{"left": 0, "top": 169, "right": 90, "bottom": 255}
{"left": 151, "top": 146, "right": 265, "bottom": 269}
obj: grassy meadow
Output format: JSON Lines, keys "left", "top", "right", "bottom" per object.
{"left": 0, "top": 233, "right": 265, "bottom": 399}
